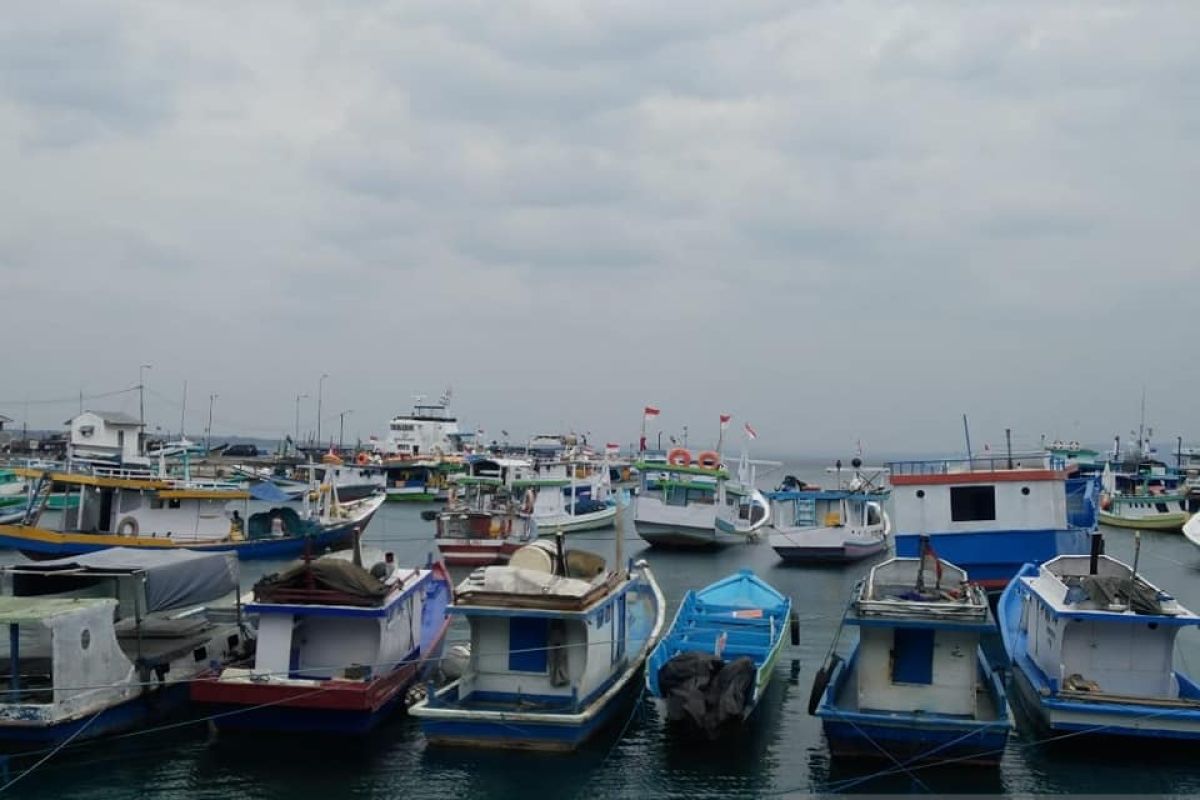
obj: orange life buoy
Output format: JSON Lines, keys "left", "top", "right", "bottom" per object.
{"left": 696, "top": 450, "right": 721, "bottom": 469}
{"left": 667, "top": 448, "right": 692, "bottom": 466}
{"left": 356, "top": 452, "right": 370, "bottom": 466}
{"left": 1100, "top": 494, "right": 1112, "bottom": 511}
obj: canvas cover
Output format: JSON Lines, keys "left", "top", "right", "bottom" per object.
{"left": 12, "top": 547, "right": 239, "bottom": 613}
{"left": 657, "top": 652, "right": 756, "bottom": 740}
{"left": 253, "top": 558, "right": 388, "bottom": 603}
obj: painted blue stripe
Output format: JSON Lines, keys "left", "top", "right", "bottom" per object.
{"left": 895, "top": 528, "right": 1093, "bottom": 584}
{"left": 0, "top": 685, "right": 190, "bottom": 744}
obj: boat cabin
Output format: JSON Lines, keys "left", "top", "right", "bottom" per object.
{"left": 848, "top": 557, "right": 992, "bottom": 717}
{"left": 769, "top": 490, "right": 884, "bottom": 531}
{"left": 887, "top": 455, "right": 1098, "bottom": 587}
{"left": 428, "top": 543, "right": 655, "bottom": 714}
{"left": 1014, "top": 554, "right": 1199, "bottom": 700}
{"left": 66, "top": 411, "right": 146, "bottom": 465}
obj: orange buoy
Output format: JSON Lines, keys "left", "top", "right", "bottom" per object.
{"left": 696, "top": 450, "right": 721, "bottom": 469}
{"left": 667, "top": 448, "right": 692, "bottom": 466}
{"left": 356, "top": 452, "right": 370, "bottom": 466}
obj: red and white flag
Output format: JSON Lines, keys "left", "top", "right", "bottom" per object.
{"left": 744, "top": 422, "right": 757, "bottom": 440}
{"left": 643, "top": 406, "right": 661, "bottom": 420}
{"left": 719, "top": 413, "right": 732, "bottom": 430}
{"left": 605, "top": 442, "right": 620, "bottom": 454}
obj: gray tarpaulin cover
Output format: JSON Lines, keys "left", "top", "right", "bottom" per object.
{"left": 16, "top": 547, "right": 239, "bottom": 612}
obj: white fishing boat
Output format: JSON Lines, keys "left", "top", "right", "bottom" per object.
{"left": 410, "top": 538, "right": 665, "bottom": 751}
{"left": 634, "top": 449, "right": 767, "bottom": 548}
{"left": 433, "top": 456, "right": 538, "bottom": 567}
{"left": 0, "top": 548, "right": 250, "bottom": 744}
{"left": 520, "top": 459, "right": 619, "bottom": 534}
{"left": 377, "top": 391, "right": 465, "bottom": 460}
{"left": 999, "top": 537, "right": 1200, "bottom": 743}
{"left": 1098, "top": 461, "right": 1190, "bottom": 531}
{"left": 766, "top": 457, "right": 890, "bottom": 563}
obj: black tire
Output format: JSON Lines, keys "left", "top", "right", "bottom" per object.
{"left": 807, "top": 654, "right": 842, "bottom": 716}
{"left": 789, "top": 609, "right": 801, "bottom": 646}
{"left": 420, "top": 510, "right": 438, "bottom": 522}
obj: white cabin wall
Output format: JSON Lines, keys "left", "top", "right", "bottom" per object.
{"left": 891, "top": 479, "right": 1067, "bottom": 534}
{"left": 469, "top": 617, "right": 574, "bottom": 698}
{"left": 1060, "top": 620, "right": 1177, "bottom": 698}
{"left": 254, "top": 614, "right": 295, "bottom": 676}
{"left": 296, "top": 617, "right": 382, "bottom": 679}
{"left": 856, "top": 628, "right": 976, "bottom": 716}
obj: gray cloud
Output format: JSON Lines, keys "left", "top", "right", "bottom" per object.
{"left": 1, "top": 1, "right": 1197, "bottom": 455}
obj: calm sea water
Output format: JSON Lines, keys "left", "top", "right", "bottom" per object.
{"left": 6, "top": 460, "right": 1200, "bottom": 798}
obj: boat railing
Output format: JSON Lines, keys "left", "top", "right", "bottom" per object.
{"left": 888, "top": 452, "right": 1061, "bottom": 477}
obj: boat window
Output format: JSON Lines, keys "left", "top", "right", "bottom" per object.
{"left": 508, "top": 617, "right": 549, "bottom": 673}
{"left": 891, "top": 628, "right": 934, "bottom": 685}
{"left": 950, "top": 485, "right": 995, "bottom": 522}
{"left": 1155, "top": 502, "right": 1169, "bottom": 513}
{"left": 866, "top": 504, "right": 881, "bottom": 526}
{"left": 0, "top": 623, "right": 54, "bottom": 703}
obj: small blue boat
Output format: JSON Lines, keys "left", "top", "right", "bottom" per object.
{"left": 812, "top": 544, "right": 1012, "bottom": 765}
{"left": 999, "top": 536, "right": 1200, "bottom": 743}
{"left": 646, "top": 569, "right": 796, "bottom": 739}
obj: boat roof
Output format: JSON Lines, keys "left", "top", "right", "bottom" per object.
{"left": 768, "top": 489, "right": 883, "bottom": 502}
{"left": 888, "top": 455, "right": 1066, "bottom": 486}
{"left": 67, "top": 410, "right": 142, "bottom": 426}
{"left": 0, "top": 596, "right": 116, "bottom": 624}
{"left": 1021, "top": 554, "right": 1199, "bottom": 624}
{"left": 850, "top": 557, "right": 990, "bottom": 628}
{"left": 6, "top": 547, "right": 239, "bottom": 613}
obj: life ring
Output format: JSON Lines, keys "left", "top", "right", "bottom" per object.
{"left": 808, "top": 653, "right": 841, "bottom": 715}
{"left": 696, "top": 450, "right": 720, "bottom": 469}
{"left": 117, "top": 516, "right": 139, "bottom": 536}
{"left": 667, "top": 448, "right": 692, "bottom": 466}
{"left": 356, "top": 452, "right": 370, "bottom": 466}
{"left": 1100, "top": 494, "right": 1112, "bottom": 511}
{"left": 521, "top": 488, "right": 536, "bottom": 515}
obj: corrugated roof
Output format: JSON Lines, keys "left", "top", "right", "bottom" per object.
{"left": 66, "top": 410, "right": 142, "bottom": 426}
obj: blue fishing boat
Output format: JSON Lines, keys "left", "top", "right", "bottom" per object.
{"left": 410, "top": 539, "right": 665, "bottom": 751}
{"left": 645, "top": 569, "right": 796, "bottom": 739}
{"left": 998, "top": 536, "right": 1200, "bottom": 743}
{"left": 887, "top": 454, "right": 1099, "bottom": 590}
{"left": 811, "top": 544, "right": 1012, "bottom": 765}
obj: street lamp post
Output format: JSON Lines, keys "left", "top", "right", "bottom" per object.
{"left": 205, "top": 394, "right": 218, "bottom": 452}
{"left": 294, "top": 393, "right": 308, "bottom": 442}
{"left": 316, "top": 373, "right": 329, "bottom": 446}
{"left": 339, "top": 410, "right": 354, "bottom": 451}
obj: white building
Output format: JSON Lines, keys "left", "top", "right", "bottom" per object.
{"left": 66, "top": 411, "right": 145, "bottom": 464}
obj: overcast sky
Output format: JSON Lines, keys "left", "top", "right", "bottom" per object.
{"left": 2, "top": 2, "right": 1197, "bottom": 457}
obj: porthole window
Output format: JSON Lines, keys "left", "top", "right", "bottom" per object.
{"left": 80, "top": 629, "right": 91, "bottom": 650}
{"left": 1021, "top": 487, "right": 1031, "bottom": 496}
{"left": 916, "top": 490, "right": 925, "bottom": 499}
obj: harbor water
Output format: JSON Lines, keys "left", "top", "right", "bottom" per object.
{"left": 5, "top": 460, "right": 1200, "bottom": 798}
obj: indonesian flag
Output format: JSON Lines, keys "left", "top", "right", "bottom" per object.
{"left": 643, "top": 406, "right": 661, "bottom": 420}
{"left": 720, "top": 413, "right": 732, "bottom": 430}
{"left": 605, "top": 442, "right": 620, "bottom": 454}
{"left": 744, "top": 422, "right": 757, "bottom": 439}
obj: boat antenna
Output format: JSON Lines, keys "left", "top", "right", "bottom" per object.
{"left": 1005, "top": 428, "right": 1013, "bottom": 470}
{"left": 962, "top": 414, "right": 974, "bottom": 469}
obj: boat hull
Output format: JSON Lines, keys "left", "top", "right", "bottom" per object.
{"left": 1009, "top": 662, "right": 1200, "bottom": 741}
{"left": 635, "top": 522, "right": 748, "bottom": 549}
{"left": 1098, "top": 510, "right": 1189, "bottom": 530}
{"left": 0, "top": 512, "right": 376, "bottom": 561}
{"left": 419, "top": 662, "right": 645, "bottom": 752}
{"left": 769, "top": 526, "right": 888, "bottom": 563}
{"left": 535, "top": 506, "right": 618, "bottom": 534}
{"left": 0, "top": 684, "right": 190, "bottom": 746}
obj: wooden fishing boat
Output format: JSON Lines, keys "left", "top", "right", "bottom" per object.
{"left": 191, "top": 550, "right": 452, "bottom": 735}
{"left": 810, "top": 545, "right": 1011, "bottom": 765}
{"left": 999, "top": 537, "right": 1200, "bottom": 743}
{"left": 410, "top": 538, "right": 665, "bottom": 751}
{"left": 645, "top": 569, "right": 796, "bottom": 739}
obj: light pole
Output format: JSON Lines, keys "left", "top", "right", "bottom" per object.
{"left": 316, "top": 373, "right": 329, "bottom": 446}
{"left": 294, "top": 393, "right": 308, "bottom": 442}
{"left": 205, "top": 394, "right": 218, "bottom": 452}
{"left": 339, "top": 409, "right": 354, "bottom": 451}
{"left": 138, "top": 364, "right": 152, "bottom": 426}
